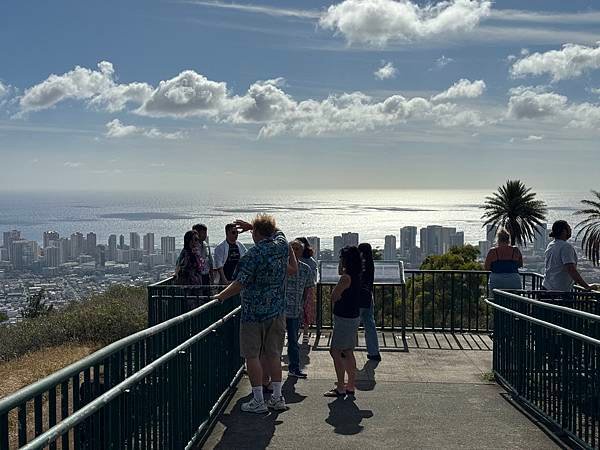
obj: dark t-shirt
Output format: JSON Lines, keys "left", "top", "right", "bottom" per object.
{"left": 223, "top": 242, "right": 241, "bottom": 280}
{"left": 334, "top": 275, "right": 361, "bottom": 318}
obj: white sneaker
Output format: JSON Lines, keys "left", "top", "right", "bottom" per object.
{"left": 241, "top": 398, "right": 268, "bottom": 413}
{"left": 266, "top": 396, "right": 288, "bottom": 411}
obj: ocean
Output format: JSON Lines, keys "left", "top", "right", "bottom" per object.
{"left": 0, "top": 189, "right": 589, "bottom": 250}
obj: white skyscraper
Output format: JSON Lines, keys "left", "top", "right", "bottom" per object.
{"left": 161, "top": 236, "right": 176, "bottom": 256}
{"left": 43, "top": 231, "right": 59, "bottom": 249}
{"left": 70, "top": 232, "right": 85, "bottom": 258}
{"left": 143, "top": 233, "right": 155, "bottom": 255}
{"left": 400, "top": 226, "right": 417, "bottom": 257}
{"left": 333, "top": 236, "right": 343, "bottom": 259}
{"left": 384, "top": 235, "right": 397, "bottom": 260}
{"left": 341, "top": 232, "right": 359, "bottom": 247}
{"left": 534, "top": 223, "right": 548, "bottom": 253}
{"left": 45, "top": 246, "right": 61, "bottom": 268}
{"left": 130, "top": 232, "right": 141, "bottom": 250}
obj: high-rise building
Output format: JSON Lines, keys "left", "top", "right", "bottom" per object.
{"left": 307, "top": 236, "right": 320, "bottom": 260}
{"left": 534, "top": 223, "right": 548, "bottom": 253}
{"left": 3, "top": 230, "right": 21, "bottom": 260}
{"left": 478, "top": 241, "right": 491, "bottom": 261}
{"left": 43, "top": 231, "right": 59, "bottom": 249}
{"left": 420, "top": 225, "right": 443, "bottom": 256}
{"left": 108, "top": 234, "right": 117, "bottom": 261}
{"left": 450, "top": 231, "right": 465, "bottom": 249}
{"left": 86, "top": 232, "right": 97, "bottom": 256}
{"left": 161, "top": 236, "right": 176, "bottom": 256}
{"left": 384, "top": 235, "right": 397, "bottom": 260}
{"left": 400, "top": 226, "right": 417, "bottom": 257}
{"left": 130, "top": 232, "right": 141, "bottom": 250}
{"left": 143, "top": 233, "right": 155, "bottom": 255}
{"left": 341, "top": 232, "right": 359, "bottom": 247}
{"left": 70, "top": 232, "right": 85, "bottom": 258}
{"left": 486, "top": 224, "right": 498, "bottom": 246}
{"left": 9, "top": 240, "right": 37, "bottom": 269}
{"left": 119, "top": 234, "right": 126, "bottom": 250}
{"left": 45, "top": 246, "right": 61, "bottom": 268}
{"left": 95, "top": 244, "right": 106, "bottom": 267}
{"left": 58, "top": 238, "right": 71, "bottom": 262}
{"left": 129, "top": 261, "right": 140, "bottom": 276}
{"left": 333, "top": 236, "right": 343, "bottom": 259}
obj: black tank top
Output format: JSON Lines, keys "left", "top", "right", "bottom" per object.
{"left": 334, "top": 275, "right": 361, "bottom": 318}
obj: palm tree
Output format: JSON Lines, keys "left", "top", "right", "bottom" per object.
{"left": 575, "top": 190, "right": 600, "bottom": 266}
{"left": 481, "top": 180, "right": 547, "bottom": 246}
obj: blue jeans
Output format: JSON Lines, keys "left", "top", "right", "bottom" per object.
{"left": 360, "top": 303, "right": 380, "bottom": 356}
{"left": 286, "top": 317, "right": 301, "bottom": 372}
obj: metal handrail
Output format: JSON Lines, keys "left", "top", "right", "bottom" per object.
{"left": 0, "top": 296, "right": 215, "bottom": 414}
{"left": 19, "top": 305, "right": 241, "bottom": 450}
{"left": 485, "top": 297, "right": 600, "bottom": 347}
{"left": 492, "top": 289, "right": 600, "bottom": 323}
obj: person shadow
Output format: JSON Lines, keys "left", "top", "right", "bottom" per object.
{"left": 282, "top": 376, "right": 307, "bottom": 405}
{"left": 325, "top": 396, "right": 374, "bottom": 435}
{"left": 355, "top": 359, "right": 379, "bottom": 391}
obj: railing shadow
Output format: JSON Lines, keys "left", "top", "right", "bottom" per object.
{"left": 325, "top": 397, "right": 373, "bottom": 435}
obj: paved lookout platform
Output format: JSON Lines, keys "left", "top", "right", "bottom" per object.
{"left": 203, "top": 333, "right": 561, "bottom": 450}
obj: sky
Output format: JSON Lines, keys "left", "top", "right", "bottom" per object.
{"left": 0, "top": 0, "right": 599, "bottom": 192}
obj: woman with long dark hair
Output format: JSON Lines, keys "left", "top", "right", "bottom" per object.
{"left": 174, "top": 230, "right": 203, "bottom": 285}
{"left": 324, "top": 246, "right": 362, "bottom": 398}
{"left": 358, "top": 243, "right": 381, "bottom": 361}
{"left": 296, "top": 237, "right": 318, "bottom": 340}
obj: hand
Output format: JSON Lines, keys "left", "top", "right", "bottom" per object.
{"left": 234, "top": 220, "right": 253, "bottom": 233}
{"left": 211, "top": 294, "right": 223, "bottom": 303}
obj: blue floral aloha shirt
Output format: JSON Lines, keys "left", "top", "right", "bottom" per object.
{"left": 235, "top": 231, "right": 289, "bottom": 323}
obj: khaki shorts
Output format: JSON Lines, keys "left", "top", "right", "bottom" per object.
{"left": 240, "top": 315, "right": 285, "bottom": 359}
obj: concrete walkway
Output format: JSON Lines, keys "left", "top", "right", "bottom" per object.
{"left": 203, "top": 336, "right": 561, "bottom": 449}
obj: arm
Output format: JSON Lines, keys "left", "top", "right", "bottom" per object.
{"left": 484, "top": 250, "right": 494, "bottom": 271}
{"left": 287, "top": 245, "right": 298, "bottom": 276}
{"left": 565, "top": 264, "right": 592, "bottom": 290}
{"left": 218, "top": 267, "right": 229, "bottom": 284}
{"left": 214, "top": 281, "right": 243, "bottom": 302}
{"left": 331, "top": 274, "right": 351, "bottom": 303}
{"left": 516, "top": 248, "right": 523, "bottom": 268}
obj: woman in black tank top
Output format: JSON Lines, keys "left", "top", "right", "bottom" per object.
{"left": 324, "top": 246, "right": 362, "bottom": 398}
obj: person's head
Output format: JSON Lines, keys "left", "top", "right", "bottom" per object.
{"left": 357, "top": 242, "right": 374, "bottom": 273}
{"left": 550, "top": 220, "right": 571, "bottom": 241}
{"left": 295, "top": 237, "right": 314, "bottom": 258}
{"left": 339, "top": 246, "right": 362, "bottom": 278}
{"left": 290, "top": 240, "right": 305, "bottom": 259}
{"left": 251, "top": 214, "right": 277, "bottom": 243}
{"left": 496, "top": 228, "right": 511, "bottom": 245}
{"left": 184, "top": 230, "right": 200, "bottom": 251}
{"left": 192, "top": 223, "right": 207, "bottom": 242}
{"left": 225, "top": 223, "right": 238, "bottom": 243}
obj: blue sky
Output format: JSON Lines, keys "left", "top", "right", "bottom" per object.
{"left": 0, "top": 0, "right": 599, "bottom": 191}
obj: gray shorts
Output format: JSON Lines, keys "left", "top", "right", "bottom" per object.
{"left": 331, "top": 315, "right": 360, "bottom": 350}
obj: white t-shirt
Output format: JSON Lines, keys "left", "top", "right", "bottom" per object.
{"left": 213, "top": 240, "right": 247, "bottom": 269}
{"left": 542, "top": 239, "right": 577, "bottom": 291}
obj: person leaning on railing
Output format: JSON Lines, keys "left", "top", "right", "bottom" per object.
{"left": 214, "top": 214, "right": 297, "bottom": 414}
{"left": 484, "top": 228, "right": 523, "bottom": 291}
{"left": 542, "top": 220, "right": 597, "bottom": 292}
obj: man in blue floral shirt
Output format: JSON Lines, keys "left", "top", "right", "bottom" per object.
{"left": 215, "top": 214, "right": 297, "bottom": 413}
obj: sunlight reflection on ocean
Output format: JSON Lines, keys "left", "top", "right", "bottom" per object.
{"left": 0, "top": 190, "right": 587, "bottom": 249}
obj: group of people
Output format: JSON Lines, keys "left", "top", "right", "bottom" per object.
{"left": 175, "top": 215, "right": 381, "bottom": 413}
{"left": 484, "top": 219, "right": 597, "bottom": 292}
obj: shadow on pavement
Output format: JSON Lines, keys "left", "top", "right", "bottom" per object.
{"left": 325, "top": 396, "right": 374, "bottom": 435}
{"left": 282, "top": 376, "right": 307, "bottom": 405}
{"left": 355, "top": 360, "right": 379, "bottom": 391}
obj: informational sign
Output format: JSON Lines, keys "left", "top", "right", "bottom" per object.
{"left": 318, "top": 261, "right": 405, "bottom": 285}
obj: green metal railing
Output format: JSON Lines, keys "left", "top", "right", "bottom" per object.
{"left": 0, "top": 297, "right": 243, "bottom": 450}
{"left": 488, "top": 289, "right": 600, "bottom": 449}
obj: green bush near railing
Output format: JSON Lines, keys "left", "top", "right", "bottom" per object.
{"left": 0, "top": 286, "right": 147, "bottom": 362}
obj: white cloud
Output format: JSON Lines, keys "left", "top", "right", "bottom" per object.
{"left": 507, "top": 86, "right": 600, "bottom": 129}
{"left": 187, "top": 1, "right": 320, "bottom": 19}
{"left": 490, "top": 9, "right": 600, "bottom": 25}
{"left": 19, "top": 61, "right": 152, "bottom": 113}
{"left": 434, "top": 55, "right": 454, "bottom": 69}
{"left": 105, "top": 119, "right": 184, "bottom": 139}
{"left": 432, "top": 79, "right": 486, "bottom": 101}
{"left": 319, "top": 0, "right": 491, "bottom": 46}
{"left": 510, "top": 43, "right": 600, "bottom": 82}
{"left": 525, "top": 135, "right": 543, "bottom": 141}
{"left": 591, "top": 88, "right": 600, "bottom": 95}
{"left": 0, "top": 81, "right": 8, "bottom": 98}
{"left": 137, "top": 71, "right": 229, "bottom": 118}
{"left": 64, "top": 161, "right": 83, "bottom": 168}
{"left": 374, "top": 61, "right": 397, "bottom": 80}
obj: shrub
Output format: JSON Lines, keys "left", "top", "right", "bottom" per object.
{"left": 0, "top": 285, "right": 147, "bottom": 362}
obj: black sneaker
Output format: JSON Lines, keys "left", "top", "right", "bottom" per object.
{"left": 367, "top": 354, "right": 382, "bottom": 362}
{"left": 288, "top": 369, "right": 308, "bottom": 379}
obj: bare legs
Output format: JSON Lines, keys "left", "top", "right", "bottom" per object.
{"left": 247, "top": 354, "right": 281, "bottom": 388}
{"left": 329, "top": 349, "right": 356, "bottom": 392}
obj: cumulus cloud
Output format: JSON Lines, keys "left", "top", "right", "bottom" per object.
{"left": 319, "top": 0, "right": 491, "bottom": 46}
{"left": 19, "top": 61, "right": 152, "bottom": 113}
{"left": 105, "top": 119, "right": 184, "bottom": 139}
{"left": 507, "top": 86, "right": 600, "bottom": 128}
{"left": 374, "top": 61, "right": 398, "bottom": 80}
{"left": 510, "top": 43, "right": 600, "bottom": 82}
{"left": 431, "top": 79, "right": 486, "bottom": 101}
{"left": 0, "top": 81, "right": 8, "bottom": 98}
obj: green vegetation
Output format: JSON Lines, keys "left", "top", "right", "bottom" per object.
{"left": 481, "top": 371, "right": 495, "bottom": 382}
{"left": 575, "top": 190, "right": 600, "bottom": 266}
{"left": 0, "top": 285, "right": 146, "bottom": 362}
{"left": 420, "top": 245, "right": 482, "bottom": 271}
{"left": 21, "top": 289, "right": 54, "bottom": 319}
{"left": 481, "top": 180, "right": 547, "bottom": 246}
{"left": 0, "top": 311, "right": 8, "bottom": 323}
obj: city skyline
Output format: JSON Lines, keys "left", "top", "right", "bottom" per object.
{"left": 1, "top": 1, "right": 599, "bottom": 191}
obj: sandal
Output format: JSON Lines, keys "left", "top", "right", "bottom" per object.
{"left": 323, "top": 388, "right": 346, "bottom": 397}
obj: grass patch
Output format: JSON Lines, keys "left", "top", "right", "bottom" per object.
{"left": 0, "top": 285, "right": 147, "bottom": 363}
{"left": 481, "top": 371, "right": 496, "bottom": 382}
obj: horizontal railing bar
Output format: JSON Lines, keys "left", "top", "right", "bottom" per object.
{"left": 20, "top": 305, "right": 242, "bottom": 450}
{"left": 0, "top": 297, "right": 218, "bottom": 414}
{"left": 492, "top": 289, "right": 600, "bottom": 322}
{"left": 485, "top": 298, "right": 600, "bottom": 347}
